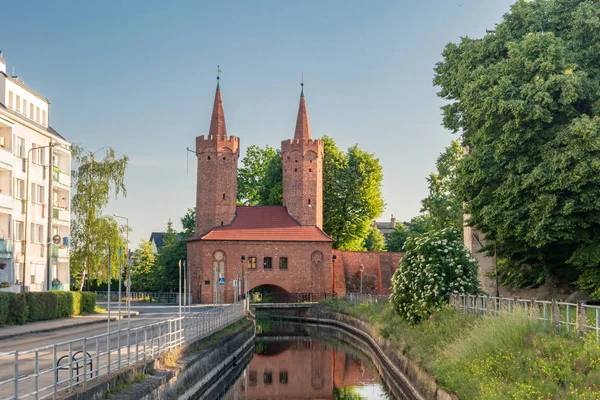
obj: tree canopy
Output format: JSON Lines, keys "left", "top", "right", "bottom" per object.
{"left": 236, "top": 136, "right": 385, "bottom": 250}
{"left": 386, "top": 223, "right": 411, "bottom": 252}
{"left": 70, "top": 146, "right": 128, "bottom": 290}
{"left": 434, "top": 0, "right": 600, "bottom": 293}
{"left": 364, "top": 225, "right": 387, "bottom": 252}
{"left": 420, "top": 140, "right": 464, "bottom": 233}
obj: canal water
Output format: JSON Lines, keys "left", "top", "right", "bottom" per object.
{"left": 218, "top": 320, "right": 396, "bottom": 399}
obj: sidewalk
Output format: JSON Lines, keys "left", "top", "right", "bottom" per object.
{"left": 0, "top": 310, "right": 140, "bottom": 341}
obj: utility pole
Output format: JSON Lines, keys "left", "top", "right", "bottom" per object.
{"left": 46, "top": 139, "right": 54, "bottom": 291}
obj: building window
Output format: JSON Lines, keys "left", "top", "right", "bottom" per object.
{"left": 32, "top": 144, "right": 38, "bottom": 163}
{"left": 16, "top": 95, "right": 21, "bottom": 112}
{"left": 42, "top": 110, "right": 47, "bottom": 126}
{"left": 23, "top": 99, "right": 27, "bottom": 116}
{"left": 14, "top": 263, "right": 22, "bottom": 282}
{"left": 294, "top": 168, "right": 297, "bottom": 172}
{"left": 207, "top": 156, "right": 211, "bottom": 160}
{"left": 264, "top": 257, "right": 272, "bottom": 269}
{"left": 264, "top": 371, "right": 273, "bottom": 385}
{"left": 280, "top": 371, "right": 288, "bottom": 384}
{"left": 15, "top": 221, "right": 24, "bottom": 241}
{"left": 309, "top": 168, "right": 312, "bottom": 172}
{"left": 30, "top": 103, "right": 34, "bottom": 119}
{"left": 223, "top": 193, "right": 226, "bottom": 200}
{"left": 248, "top": 257, "right": 257, "bottom": 269}
{"left": 16, "top": 137, "right": 25, "bottom": 158}
{"left": 8, "top": 91, "right": 14, "bottom": 108}
{"left": 31, "top": 223, "right": 43, "bottom": 243}
{"left": 31, "top": 183, "right": 45, "bottom": 204}
{"left": 36, "top": 107, "right": 40, "bottom": 122}
{"left": 279, "top": 257, "right": 288, "bottom": 270}
{"left": 15, "top": 179, "right": 25, "bottom": 200}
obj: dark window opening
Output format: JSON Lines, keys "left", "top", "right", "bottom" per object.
{"left": 221, "top": 221, "right": 224, "bottom": 226}
{"left": 204, "top": 280, "right": 210, "bottom": 285}
{"left": 287, "top": 156, "right": 290, "bottom": 160}
{"left": 264, "top": 257, "right": 272, "bottom": 269}
{"left": 279, "top": 257, "right": 288, "bottom": 269}
{"left": 264, "top": 371, "right": 273, "bottom": 384}
{"left": 280, "top": 371, "right": 288, "bottom": 384}
{"left": 223, "top": 156, "right": 226, "bottom": 160}
{"left": 248, "top": 257, "right": 257, "bottom": 269}
{"left": 308, "top": 199, "right": 311, "bottom": 205}
{"left": 294, "top": 168, "right": 297, "bottom": 172}
{"left": 295, "top": 159, "right": 298, "bottom": 163}
{"left": 309, "top": 168, "right": 312, "bottom": 172}
{"left": 208, "top": 156, "right": 211, "bottom": 160}
{"left": 223, "top": 193, "right": 226, "bottom": 200}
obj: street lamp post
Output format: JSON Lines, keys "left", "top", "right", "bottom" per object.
{"left": 359, "top": 264, "right": 364, "bottom": 296}
{"left": 113, "top": 214, "right": 130, "bottom": 328}
{"left": 22, "top": 141, "right": 59, "bottom": 293}
{"left": 240, "top": 255, "right": 245, "bottom": 303}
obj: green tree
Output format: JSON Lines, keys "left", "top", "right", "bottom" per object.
{"left": 364, "top": 225, "right": 386, "bottom": 252}
{"left": 322, "top": 137, "right": 385, "bottom": 250}
{"left": 181, "top": 208, "right": 196, "bottom": 237}
{"left": 420, "top": 140, "right": 464, "bottom": 233}
{"left": 130, "top": 240, "right": 157, "bottom": 292}
{"left": 154, "top": 221, "right": 185, "bottom": 291}
{"left": 386, "top": 223, "right": 411, "bottom": 252}
{"left": 391, "top": 228, "right": 480, "bottom": 324}
{"left": 237, "top": 145, "right": 277, "bottom": 205}
{"left": 70, "top": 146, "right": 128, "bottom": 290}
{"left": 434, "top": 0, "right": 600, "bottom": 291}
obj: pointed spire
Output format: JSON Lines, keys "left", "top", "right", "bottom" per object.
{"left": 209, "top": 66, "right": 227, "bottom": 137}
{"left": 294, "top": 79, "right": 311, "bottom": 140}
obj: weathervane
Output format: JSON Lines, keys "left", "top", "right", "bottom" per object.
{"left": 217, "top": 65, "right": 221, "bottom": 81}
{"left": 301, "top": 70, "right": 304, "bottom": 87}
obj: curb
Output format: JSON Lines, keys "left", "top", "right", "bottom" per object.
{"left": 0, "top": 311, "right": 141, "bottom": 341}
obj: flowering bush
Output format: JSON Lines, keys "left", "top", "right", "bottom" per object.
{"left": 391, "top": 228, "right": 480, "bottom": 324}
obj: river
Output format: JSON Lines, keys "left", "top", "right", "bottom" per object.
{"left": 217, "top": 319, "right": 397, "bottom": 399}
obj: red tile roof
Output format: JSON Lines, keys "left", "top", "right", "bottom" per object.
{"left": 200, "top": 206, "right": 333, "bottom": 242}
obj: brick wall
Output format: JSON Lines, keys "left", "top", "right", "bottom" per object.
{"left": 281, "top": 139, "right": 324, "bottom": 228}
{"left": 333, "top": 250, "right": 404, "bottom": 295}
{"left": 188, "top": 240, "right": 333, "bottom": 304}
{"left": 195, "top": 135, "right": 239, "bottom": 235}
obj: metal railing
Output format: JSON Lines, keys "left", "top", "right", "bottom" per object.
{"left": 345, "top": 293, "right": 390, "bottom": 304}
{"left": 450, "top": 293, "right": 600, "bottom": 337}
{"left": 249, "top": 292, "right": 338, "bottom": 304}
{"left": 0, "top": 301, "right": 247, "bottom": 400}
{"left": 93, "top": 291, "right": 178, "bottom": 304}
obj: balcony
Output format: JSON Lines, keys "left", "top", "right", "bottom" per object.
{"left": 0, "top": 148, "right": 13, "bottom": 170}
{"left": 0, "top": 238, "right": 13, "bottom": 255}
{"left": 0, "top": 193, "right": 13, "bottom": 210}
{"left": 52, "top": 207, "right": 70, "bottom": 223}
{"left": 51, "top": 244, "right": 69, "bottom": 260}
{"left": 52, "top": 168, "right": 71, "bottom": 188}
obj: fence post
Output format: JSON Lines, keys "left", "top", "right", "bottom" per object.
{"left": 14, "top": 351, "right": 19, "bottom": 398}
{"left": 551, "top": 299, "right": 560, "bottom": 331}
{"left": 577, "top": 301, "right": 585, "bottom": 334}
{"left": 530, "top": 298, "right": 536, "bottom": 322}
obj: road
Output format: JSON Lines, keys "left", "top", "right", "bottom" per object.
{"left": 0, "top": 302, "right": 232, "bottom": 400}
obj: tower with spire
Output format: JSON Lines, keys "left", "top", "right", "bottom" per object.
{"left": 195, "top": 75, "right": 240, "bottom": 235}
{"left": 281, "top": 82, "right": 324, "bottom": 228}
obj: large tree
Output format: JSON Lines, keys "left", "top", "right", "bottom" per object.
{"left": 70, "top": 146, "right": 128, "bottom": 290}
{"left": 420, "top": 140, "right": 464, "bottom": 233}
{"left": 129, "top": 240, "right": 157, "bottom": 292}
{"left": 236, "top": 136, "right": 385, "bottom": 250}
{"left": 364, "top": 225, "right": 387, "bottom": 252}
{"left": 434, "top": 0, "right": 600, "bottom": 292}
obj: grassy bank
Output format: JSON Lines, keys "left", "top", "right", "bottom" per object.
{"left": 322, "top": 299, "right": 600, "bottom": 400}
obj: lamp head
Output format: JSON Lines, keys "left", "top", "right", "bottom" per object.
{"left": 359, "top": 264, "right": 364, "bottom": 271}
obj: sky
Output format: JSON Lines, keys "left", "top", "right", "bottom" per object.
{"left": 0, "top": 0, "right": 515, "bottom": 247}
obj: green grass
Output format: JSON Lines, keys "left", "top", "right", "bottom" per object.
{"left": 321, "top": 299, "right": 600, "bottom": 399}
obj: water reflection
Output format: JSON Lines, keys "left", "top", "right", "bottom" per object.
{"left": 221, "top": 321, "right": 391, "bottom": 399}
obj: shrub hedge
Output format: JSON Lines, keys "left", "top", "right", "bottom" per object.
{"left": 0, "top": 291, "right": 96, "bottom": 326}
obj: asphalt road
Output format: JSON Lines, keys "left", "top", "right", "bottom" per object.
{"left": 0, "top": 302, "right": 217, "bottom": 354}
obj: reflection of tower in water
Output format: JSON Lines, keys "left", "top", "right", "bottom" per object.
{"left": 311, "top": 339, "right": 325, "bottom": 390}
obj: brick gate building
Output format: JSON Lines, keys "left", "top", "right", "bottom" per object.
{"left": 187, "top": 78, "right": 402, "bottom": 304}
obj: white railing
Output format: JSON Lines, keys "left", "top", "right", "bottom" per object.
{"left": 94, "top": 291, "right": 179, "bottom": 304}
{"left": 450, "top": 293, "right": 600, "bottom": 338}
{"left": 0, "top": 301, "right": 247, "bottom": 400}
{"left": 346, "top": 293, "right": 390, "bottom": 304}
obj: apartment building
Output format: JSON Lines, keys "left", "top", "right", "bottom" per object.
{"left": 0, "top": 52, "right": 71, "bottom": 292}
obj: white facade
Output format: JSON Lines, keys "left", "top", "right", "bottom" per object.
{"left": 0, "top": 53, "right": 71, "bottom": 292}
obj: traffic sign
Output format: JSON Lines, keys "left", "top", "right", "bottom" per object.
{"left": 218, "top": 277, "right": 225, "bottom": 285}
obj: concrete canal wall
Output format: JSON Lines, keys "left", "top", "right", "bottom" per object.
{"left": 263, "top": 305, "right": 456, "bottom": 400}
{"left": 64, "top": 320, "right": 254, "bottom": 400}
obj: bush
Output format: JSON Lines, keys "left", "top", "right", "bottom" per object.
{"left": 391, "top": 228, "right": 481, "bottom": 324}
{"left": 0, "top": 291, "right": 97, "bottom": 326}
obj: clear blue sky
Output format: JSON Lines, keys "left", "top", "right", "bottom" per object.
{"left": 0, "top": 0, "right": 514, "bottom": 247}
